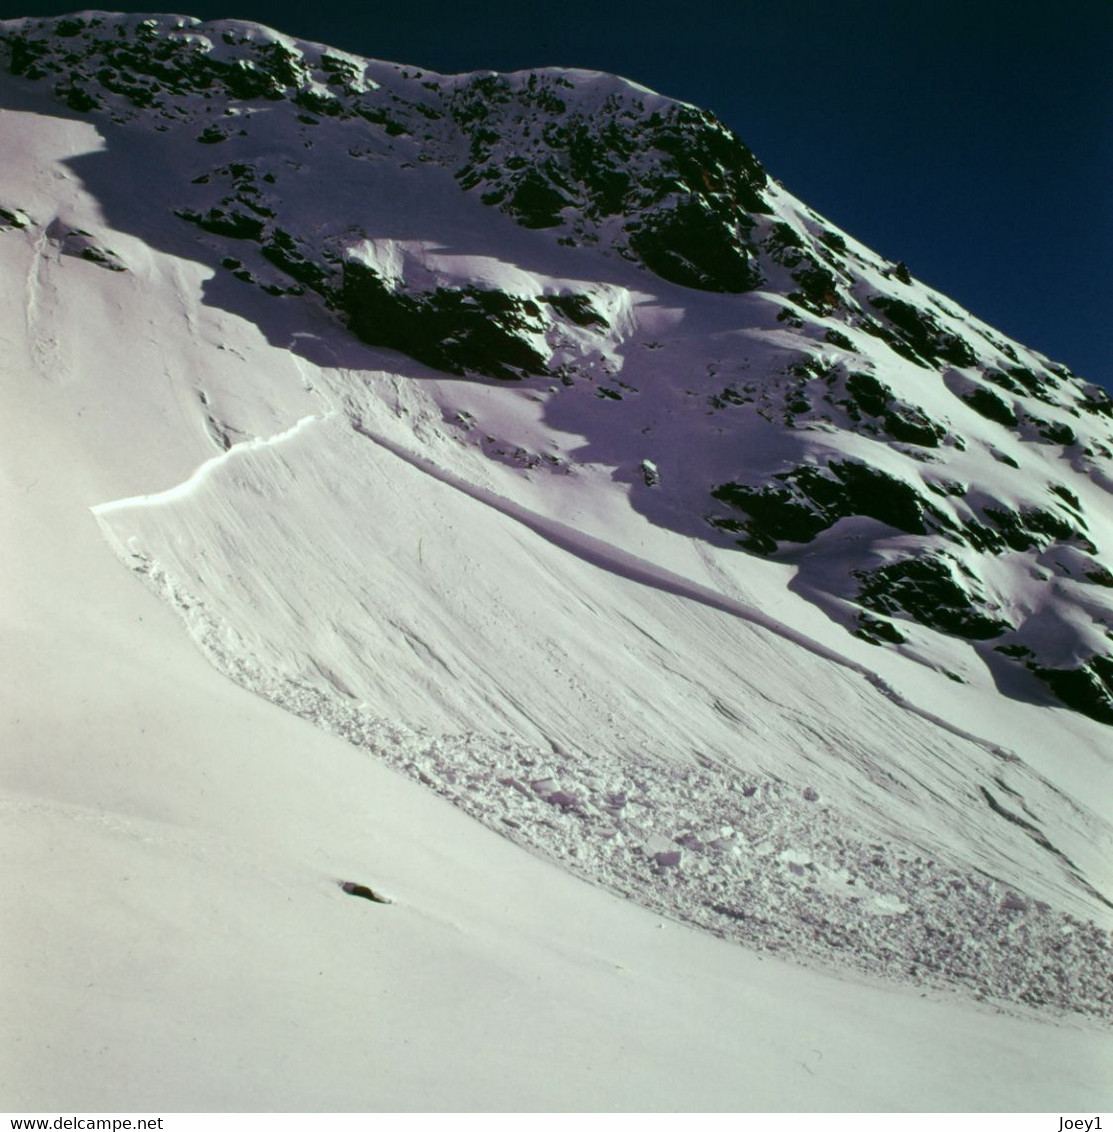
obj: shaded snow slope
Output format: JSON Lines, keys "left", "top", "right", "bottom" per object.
{"left": 1, "top": 14, "right": 1112, "bottom": 1107}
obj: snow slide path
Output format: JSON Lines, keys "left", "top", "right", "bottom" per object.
{"left": 89, "top": 411, "right": 1113, "bottom": 1020}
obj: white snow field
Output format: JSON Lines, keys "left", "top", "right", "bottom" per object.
{"left": 1, "top": 15, "right": 1112, "bottom": 1111}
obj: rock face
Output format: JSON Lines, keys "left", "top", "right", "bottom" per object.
{"left": 2, "top": 12, "right": 1112, "bottom": 724}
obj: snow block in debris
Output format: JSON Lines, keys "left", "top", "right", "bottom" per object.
{"left": 642, "top": 834, "right": 682, "bottom": 868}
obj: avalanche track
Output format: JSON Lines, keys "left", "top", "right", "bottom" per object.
{"left": 354, "top": 413, "right": 1040, "bottom": 765}
{"left": 90, "top": 407, "right": 1113, "bottom": 1020}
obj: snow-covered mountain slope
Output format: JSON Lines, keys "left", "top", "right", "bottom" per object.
{"left": 6, "top": 11, "right": 1113, "bottom": 725}
{"left": 2, "top": 12, "right": 1112, "bottom": 1108}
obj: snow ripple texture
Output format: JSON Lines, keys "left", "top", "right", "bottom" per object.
{"left": 130, "top": 554, "right": 1111, "bottom": 1021}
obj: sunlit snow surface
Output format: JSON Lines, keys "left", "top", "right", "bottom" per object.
{"left": 89, "top": 370, "right": 1113, "bottom": 1019}
{"left": 2, "top": 12, "right": 1113, "bottom": 1110}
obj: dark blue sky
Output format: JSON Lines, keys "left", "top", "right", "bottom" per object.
{"left": 13, "top": 0, "right": 1113, "bottom": 388}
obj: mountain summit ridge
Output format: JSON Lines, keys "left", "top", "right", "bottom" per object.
{"left": 3, "top": 11, "right": 1112, "bottom": 1023}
